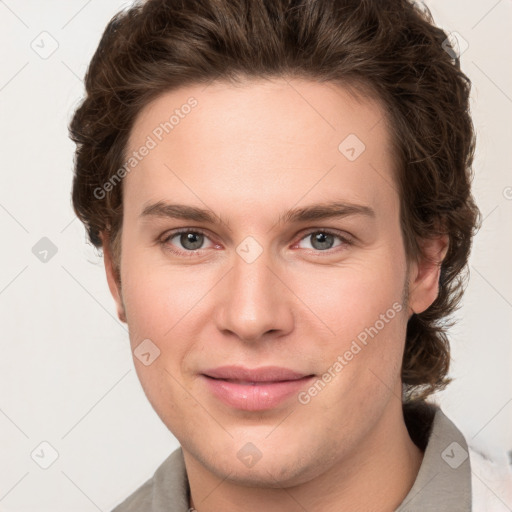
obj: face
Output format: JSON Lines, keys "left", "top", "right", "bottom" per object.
{"left": 103, "top": 78, "right": 444, "bottom": 487}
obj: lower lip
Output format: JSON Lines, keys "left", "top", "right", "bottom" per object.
{"left": 201, "top": 375, "right": 315, "bottom": 411}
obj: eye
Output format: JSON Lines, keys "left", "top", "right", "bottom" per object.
{"left": 160, "top": 229, "right": 216, "bottom": 256}
{"left": 159, "top": 228, "right": 353, "bottom": 257}
{"left": 295, "top": 229, "right": 353, "bottom": 253}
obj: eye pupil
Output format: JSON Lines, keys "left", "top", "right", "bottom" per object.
{"left": 311, "top": 232, "right": 334, "bottom": 250}
{"left": 181, "top": 232, "right": 203, "bottom": 250}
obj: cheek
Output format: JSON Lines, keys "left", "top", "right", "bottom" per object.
{"left": 289, "top": 249, "right": 408, "bottom": 401}
{"left": 121, "top": 276, "right": 168, "bottom": 339}
{"left": 289, "top": 253, "right": 406, "bottom": 337}
{"left": 119, "top": 256, "right": 197, "bottom": 423}
{"left": 119, "top": 251, "right": 213, "bottom": 397}
{"left": 120, "top": 248, "right": 201, "bottom": 338}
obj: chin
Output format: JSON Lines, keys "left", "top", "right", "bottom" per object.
{"left": 202, "top": 444, "right": 324, "bottom": 488}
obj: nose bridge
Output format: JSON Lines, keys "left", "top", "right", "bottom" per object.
{"left": 216, "top": 244, "right": 292, "bottom": 341}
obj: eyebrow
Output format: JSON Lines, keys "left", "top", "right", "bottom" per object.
{"left": 139, "top": 200, "right": 375, "bottom": 226}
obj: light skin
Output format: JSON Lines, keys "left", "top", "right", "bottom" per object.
{"left": 101, "top": 77, "right": 448, "bottom": 511}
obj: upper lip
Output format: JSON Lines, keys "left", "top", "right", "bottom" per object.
{"left": 202, "top": 365, "right": 313, "bottom": 382}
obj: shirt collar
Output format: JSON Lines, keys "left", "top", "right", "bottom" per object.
{"left": 396, "top": 404, "right": 472, "bottom": 511}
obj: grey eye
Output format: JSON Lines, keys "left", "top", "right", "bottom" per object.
{"left": 298, "top": 232, "right": 343, "bottom": 251}
{"left": 177, "top": 232, "right": 205, "bottom": 250}
{"left": 309, "top": 232, "right": 335, "bottom": 250}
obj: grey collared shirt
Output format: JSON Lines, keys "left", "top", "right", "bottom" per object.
{"left": 397, "top": 406, "right": 471, "bottom": 511}
{"left": 111, "top": 406, "right": 471, "bottom": 512}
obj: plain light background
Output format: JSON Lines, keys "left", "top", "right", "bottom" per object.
{"left": 0, "top": 1, "right": 511, "bottom": 510}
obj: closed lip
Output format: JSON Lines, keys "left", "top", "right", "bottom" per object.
{"left": 201, "top": 365, "right": 314, "bottom": 383}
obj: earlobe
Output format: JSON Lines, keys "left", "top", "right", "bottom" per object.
{"left": 407, "top": 235, "right": 449, "bottom": 316}
{"left": 100, "top": 231, "right": 127, "bottom": 323}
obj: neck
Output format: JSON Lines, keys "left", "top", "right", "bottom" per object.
{"left": 185, "top": 400, "right": 424, "bottom": 512}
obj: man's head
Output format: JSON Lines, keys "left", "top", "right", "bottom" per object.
{"left": 69, "top": 0, "right": 479, "bottom": 486}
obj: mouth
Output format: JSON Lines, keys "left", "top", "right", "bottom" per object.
{"left": 200, "top": 366, "right": 315, "bottom": 411}
{"left": 202, "top": 365, "right": 312, "bottom": 382}
{"left": 206, "top": 378, "right": 302, "bottom": 385}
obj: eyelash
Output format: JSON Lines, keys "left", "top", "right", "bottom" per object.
{"left": 159, "top": 228, "right": 353, "bottom": 258}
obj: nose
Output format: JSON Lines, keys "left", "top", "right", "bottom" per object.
{"left": 214, "top": 249, "right": 295, "bottom": 344}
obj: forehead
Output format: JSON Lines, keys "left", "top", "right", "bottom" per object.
{"left": 123, "top": 78, "right": 397, "bottom": 221}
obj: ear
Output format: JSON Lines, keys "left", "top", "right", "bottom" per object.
{"left": 407, "top": 234, "right": 449, "bottom": 316}
{"left": 100, "top": 231, "right": 127, "bottom": 323}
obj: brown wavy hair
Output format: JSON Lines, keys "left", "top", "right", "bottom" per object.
{"left": 69, "top": 0, "right": 481, "bottom": 402}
